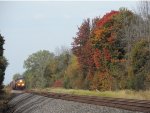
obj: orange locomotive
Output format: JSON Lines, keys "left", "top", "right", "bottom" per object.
{"left": 10, "top": 78, "right": 25, "bottom": 90}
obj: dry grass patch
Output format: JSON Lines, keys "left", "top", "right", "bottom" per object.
{"left": 32, "top": 88, "right": 150, "bottom": 100}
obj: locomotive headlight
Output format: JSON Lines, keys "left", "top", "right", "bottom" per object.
{"left": 17, "top": 84, "right": 20, "bottom": 86}
{"left": 21, "top": 83, "right": 25, "bottom": 86}
{"left": 19, "top": 80, "right": 23, "bottom": 83}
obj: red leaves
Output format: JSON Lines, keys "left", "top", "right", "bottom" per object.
{"left": 72, "top": 10, "right": 124, "bottom": 90}
{"left": 93, "top": 49, "right": 101, "bottom": 69}
{"left": 71, "top": 9, "right": 133, "bottom": 90}
{"left": 97, "top": 10, "right": 119, "bottom": 28}
{"left": 93, "top": 48, "right": 111, "bottom": 69}
{"left": 92, "top": 10, "right": 119, "bottom": 66}
{"left": 53, "top": 80, "right": 63, "bottom": 87}
{"left": 72, "top": 19, "right": 95, "bottom": 74}
{"left": 72, "top": 11, "right": 120, "bottom": 73}
{"left": 103, "top": 48, "right": 111, "bottom": 61}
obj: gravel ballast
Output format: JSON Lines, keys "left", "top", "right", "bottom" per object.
{"left": 7, "top": 93, "right": 143, "bottom": 113}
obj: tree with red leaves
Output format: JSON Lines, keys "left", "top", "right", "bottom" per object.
{"left": 91, "top": 10, "right": 125, "bottom": 90}
{"left": 72, "top": 19, "right": 97, "bottom": 89}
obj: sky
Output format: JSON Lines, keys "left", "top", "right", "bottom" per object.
{"left": 0, "top": 1, "right": 137, "bottom": 84}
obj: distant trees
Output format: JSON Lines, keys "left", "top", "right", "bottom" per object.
{"left": 23, "top": 50, "right": 54, "bottom": 88}
{"left": 23, "top": 49, "right": 72, "bottom": 89}
{"left": 13, "top": 73, "right": 22, "bottom": 80}
{"left": 44, "top": 47, "right": 71, "bottom": 87}
{"left": 0, "top": 34, "right": 8, "bottom": 90}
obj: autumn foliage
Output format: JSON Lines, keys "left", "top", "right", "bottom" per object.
{"left": 72, "top": 10, "right": 129, "bottom": 90}
{"left": 72, "top": 19, "right": 95, "bottom": 81}
{"left": 97, "top": 11, "right": 119, "bottom": 27}
{"left": 23, "top": 6, "right": 150, "bottom": 91}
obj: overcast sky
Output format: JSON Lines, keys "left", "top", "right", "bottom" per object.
{"left": 0, "top": 1, "right": 137, "bottom": 84}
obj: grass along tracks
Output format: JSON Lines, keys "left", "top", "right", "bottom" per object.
{"left": 30, "top": 88, "right": 150, "bottom": 100}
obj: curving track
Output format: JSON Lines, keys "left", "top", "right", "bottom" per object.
{"left": 25, "top": 91, "right": 150, "bottom": 113}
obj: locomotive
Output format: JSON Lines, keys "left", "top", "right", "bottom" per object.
{"left": 10, "top": 78, "right": 25, "bottom": 90}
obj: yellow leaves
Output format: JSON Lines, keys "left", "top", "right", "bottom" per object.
{"left": 92, "top": 28, "right": 108, "bottom": 47}
{"left": 111, "top": 59, "right": 126, "bottom": 63}
{"left": 94, "top": 28, "right": 107, "bottom": 40}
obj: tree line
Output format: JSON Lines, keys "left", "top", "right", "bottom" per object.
{"left": 0, "top": 34, "right": 8, "bottom": 92}
{"left": 14, "top": 1, "right": 150, "bottom": 91}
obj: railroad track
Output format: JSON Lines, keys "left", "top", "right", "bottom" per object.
{"left": 25, "top": 90, "right": 150, "bottom": 113}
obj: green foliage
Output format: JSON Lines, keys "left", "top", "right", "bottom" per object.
{"left": 63, "top": 77, "right": 71, "bottom": 89}
{"left": 23, "top": 48, "right": 73, "bottom": 89}
{"left": 63, "top": 55, "right": 82, "bottom": 89}
{"left": 128, "top": 39, "right": 150, "bottom": 90}
{"left": 23, "top": 50, "right": 54, "bottom": 88}
{"left": 0, "top": 34, "right": 8, "bottom": 91}
{"left": 23, "top": 70, "right": 33, "bottom": 89}
{"left": 44, "top": 48, "right": 71, "bottom": 87}
{"left": 13, "top": 73, "right": 22, "bottom": 80}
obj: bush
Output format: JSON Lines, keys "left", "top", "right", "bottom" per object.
{"left": 53, "top": 80, "right": 63, "bottom": 87}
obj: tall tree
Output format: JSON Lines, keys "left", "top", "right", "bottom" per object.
{"left": 129, "top": 39, "right": 150, "bottom": 90}
{"left": 72, "top": 19, "right": 91, "bottom": 77}
{"left": 72, "top": 18, "right": 97, "bottom": 89}
{"left": 91, "top": 10, "right": 122, "bottom": 90}
{"left": 0, "top": 34, "right": 7, "bottom": 90}
{"left": 72, "top": 19, "right": 94, "bottom": 79}
{"left": 91, "top": 9, "right": 135, "bottom": 90}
